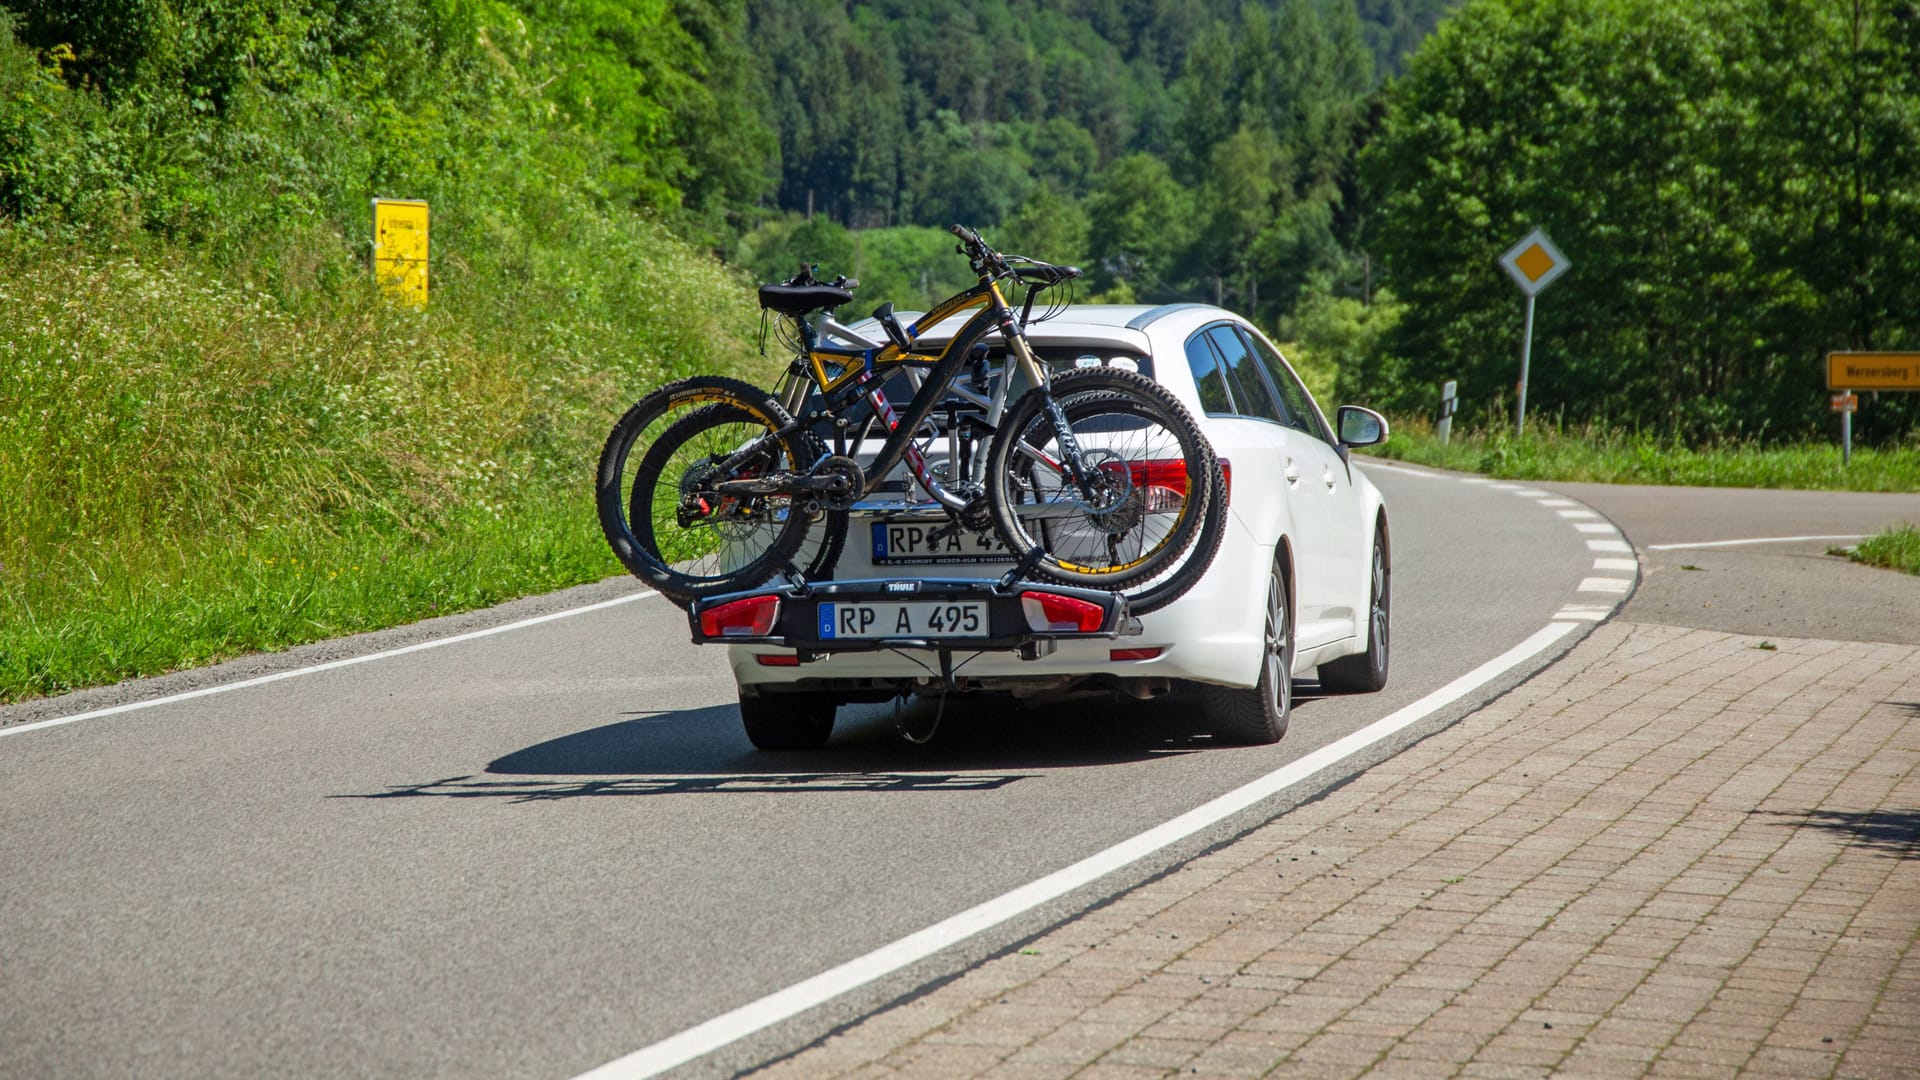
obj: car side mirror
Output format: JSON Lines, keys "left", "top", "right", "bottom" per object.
{"left": 1336, "top": 405, "right": 1389, "bottom": 448}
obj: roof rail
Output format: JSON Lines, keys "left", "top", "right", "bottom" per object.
{"left": 1124, "top": 303, "right": 1213, "bottom": 331}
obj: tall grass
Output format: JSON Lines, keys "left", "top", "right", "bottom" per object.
{"left": 1848, "top": 525, "right": 1920, "bottom": 576}
{"left": 1367, "top": 415, "right": 1920, "bottom": 493}
{"left": 0, "top": 221, "right": 767, "bottom": 703}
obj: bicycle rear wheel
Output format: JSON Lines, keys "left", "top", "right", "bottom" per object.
{"left": 984, "top": 368, "right": 1221, "bottom": 605}
{"left": 597, "top": 376, "right": 832, "bottom": 605}
{"left": 658, "top": 402, "right": 849, "bottom": 584}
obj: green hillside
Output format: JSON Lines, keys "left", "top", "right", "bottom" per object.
{"left": 2, "top": 0, "right": 1915, "bottom": 702}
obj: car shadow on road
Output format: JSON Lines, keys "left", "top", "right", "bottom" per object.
{"left": 343, "top": 692, "right": 1233, "bottom": 803}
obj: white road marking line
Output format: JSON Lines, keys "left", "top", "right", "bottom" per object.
{"left": 1536, "top": 498, "right": 1577, "bottom": 507}
{"left": 1645, "top": 535, "right": 1868, "bottom": 551}
{"left": 1511, "top": 488, "right": 1550, "bottom": 497}
{"left": 1556, "top": 509, "right": 1600, "bottom": 519}
{"left": 1489, "top": 482, "right": 1523, "bottom": 490}
{"left": 0, "top": 591, "right": 657, "bottom": 739}
{"left": 1574, "top": 522, "right": 1620, "bottom": 534}
{"left": 1593, "top": 558, "right": 1638, "bottom": 572}
{"left": 1554, "top": 606, "right": 1612, "bottom": 622}
{"left": 573, "top": 622, "right": 1585, "bottom": 1080}
{"left": 1578, "top": 577, "right": 1632, "bottom": 594}
{"left": 1587, "top": 539, "right": 1632, "bottom": 553}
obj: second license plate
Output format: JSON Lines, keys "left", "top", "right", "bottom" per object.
{"left": 817, "top": 601, "right": 989, "bottom": 640}
{"left": 870, "top": 522, "right": 1014, "bottom": 564}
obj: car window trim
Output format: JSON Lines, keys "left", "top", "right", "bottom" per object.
{"left": 1204, "top": 323, "right": 1289, "bottom": 425}
{"left": 1235, "top": 324, "right": 1334, "bottom": 445}
{"left": 1184, "top": 326, "right": 1240, "bottom": 417}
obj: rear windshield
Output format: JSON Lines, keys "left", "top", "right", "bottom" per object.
{"left": 813, "top": 340, "right": 1153, "bottom": 432}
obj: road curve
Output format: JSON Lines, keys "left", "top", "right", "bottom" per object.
{"left": 2, "top": 463, "right": 1621, "bottom": 1079}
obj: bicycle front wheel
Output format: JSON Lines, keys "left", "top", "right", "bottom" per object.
{"left": 597, "top": 376, "right": 833, "bottom": 605}
{"left": 984, "top": 368, "right": 1221, "bottom": 604}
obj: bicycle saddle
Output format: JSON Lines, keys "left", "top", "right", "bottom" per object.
{"left": 757, "top": 283, "right": 854, "bottom": 316}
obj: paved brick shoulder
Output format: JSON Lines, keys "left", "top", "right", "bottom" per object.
{"left": 754, "top": 623, "right": 1920, "bottom": 1079}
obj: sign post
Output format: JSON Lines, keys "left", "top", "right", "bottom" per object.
{"left": 1825, "top": 352, "right": 1920, "bottom": 467}
{"left": 1499, "top": 228, "right": 1570, "bottom": 438}
{"left": 1830, "top": 393, "right": 1858, "bottom": 465}
{"left": 372, "top": 198, "right": 429, "bottom": 308}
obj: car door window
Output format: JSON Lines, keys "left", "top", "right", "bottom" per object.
{"left": 1244, "top": 331, "right": 1329, "bottom": 442}
{"left": 1204, "top": 326, "right": 1284, "bottom": 424}
{"left": 1183, "top": 333, "right": 1236, "bottom": 416}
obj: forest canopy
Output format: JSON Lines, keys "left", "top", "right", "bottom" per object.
{"left": 2, "top": 0, "right": 1915, "bottom": 443}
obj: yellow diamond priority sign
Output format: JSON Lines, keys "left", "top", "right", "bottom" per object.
{"left": 1500, "top": 228, "right": 1570, "bottom": 296}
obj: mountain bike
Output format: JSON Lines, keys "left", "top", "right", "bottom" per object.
{"left": 596, "top": 224, "right": 1225, "bottom": 613}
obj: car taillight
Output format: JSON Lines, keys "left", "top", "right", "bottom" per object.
{"left": 699, "top": 595, "right": 780, "bottom": 637}
{"left": 753, "top": 652, "right": 801, "bottom": 667}
{"left": 1099, "top": 459, "right": 1231, "bottom": 504}
{"left": 1110, "top": 647, "right": 1164, "bottom": 661}
{"left": 1020, "top": 591, "right": 1106, "bottom": 633}
{"left": 1121, "top": 459, "right": 1191, "bottom": 495}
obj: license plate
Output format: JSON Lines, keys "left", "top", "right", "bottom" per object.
{"left": 817, "top": 601, "right": 989, "bottom": 640}
{"left": 870, "top": 522, "right": 1014, "bottom": 564}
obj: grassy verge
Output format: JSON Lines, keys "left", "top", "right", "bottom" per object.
{"left": 1367, "top": 416, "right": 1920, "bottom": 492}
{"left": 1845, "top": 525, "right": 1920, "bottom": 576}
{"left": 0, "top": 227, "right": 764, "bottom": 706}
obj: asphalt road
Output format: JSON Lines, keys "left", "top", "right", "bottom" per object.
{"left": 3, "top": 463, "right": 1909, "bottom": 1078}
{"left": 1542, "top": 480, "right": 1920, "bottom": 645}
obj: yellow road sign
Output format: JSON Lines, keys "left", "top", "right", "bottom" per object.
{"left": 1826, "top": 351, "right": 1920, "bottom": 390}
{"left": 372, "top": 198, "right": 429, "bottom": 308}
{"left": 1499, "top": 228, "right": 1570, "bottom": 296}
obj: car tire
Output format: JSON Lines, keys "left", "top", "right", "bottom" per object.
{"left": 739, "top": 691, "right": 836, "bottom": 751}
{"left": 1201, "top": 557, "right": 1292, "bottom": 745}
{"left": 1318, "top": 524, "right": 1389, "bottom": 694}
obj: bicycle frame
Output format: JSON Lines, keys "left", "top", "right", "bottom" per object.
{"left": 778, "top": 276, "right": 1065, "bottom": 514}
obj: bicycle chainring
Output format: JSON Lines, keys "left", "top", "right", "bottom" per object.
{"left": 811, "top": 454, "right": 865, "bottom": 511}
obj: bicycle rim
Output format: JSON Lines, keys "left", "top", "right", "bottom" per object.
{"left": 656, "top": 403, "right": 848, "bottom": 584}
{"left": 987, "top": 373, "right": 1216, "bottom": 593}
{"left": 596, "top": 378, "right": 817, "bottom": 604}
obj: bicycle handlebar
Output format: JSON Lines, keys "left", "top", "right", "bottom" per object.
{"left": 950, "top": 224, "right": 1079, "bottom": 288}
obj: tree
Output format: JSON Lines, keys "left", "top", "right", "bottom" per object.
{"left": 1085, "top": 152, "right": 1193, "bottom": 297}
{"left": 1361, "top": 0, "right": 1920, "bottom": 441}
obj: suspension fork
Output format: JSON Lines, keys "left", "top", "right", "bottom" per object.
{"left": 996, "top": 297, "right": 1100, "bottom": 500}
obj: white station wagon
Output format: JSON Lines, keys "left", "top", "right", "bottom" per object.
{"left": 708, "top": 302, "right": 1391, "bottom": 748}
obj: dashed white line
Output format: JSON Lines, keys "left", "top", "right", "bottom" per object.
{"left": 1593, "top": 558, "right": 1638, "bottom": 572}
{"left": 1536, "top": 498, "right": 1578, "bottom": 508}
{"left": 1554, "top": 606, "right": 1613, "bottom": 622}
{"left": 1575, "top": 522, "right": 1620, "bottom": 534}
{"left": 1556, "top": 509, "right": 1600, "bottom": 519}
{"left": 1578, "top": 577, "right": 1633, "bottom": 594}
{"left": 1588, "top": 539, "right": 1633, "bottom": 553}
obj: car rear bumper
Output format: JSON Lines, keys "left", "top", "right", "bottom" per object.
{"left": 687, "top": 576, "right": 1138, "bottom": 656}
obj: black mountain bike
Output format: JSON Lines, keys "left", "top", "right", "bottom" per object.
{"left": 597, "top": 225, "right": 1226, "bottom": 613}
